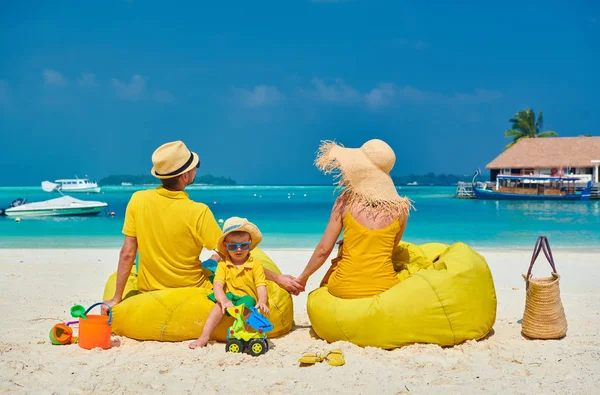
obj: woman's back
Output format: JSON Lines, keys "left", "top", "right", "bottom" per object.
{"left": 327, "top": 204, "right": 403, "bottom": 299}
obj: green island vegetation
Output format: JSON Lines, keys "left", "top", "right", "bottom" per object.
{"left": 391, "top": 173, "right": 476, "bottom": 186}
{"left": 99, "top": 174, "right": 237, "bottom": 186}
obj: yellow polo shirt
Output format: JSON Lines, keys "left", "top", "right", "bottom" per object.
{"left": 213, "top": 255, "right": 267, "bottom": 301}
{"left": 122, "top": 186, "right": 222, "bottom": 292}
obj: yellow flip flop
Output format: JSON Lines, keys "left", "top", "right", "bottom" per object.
{"left": 325, "top": 349, "right": 345, "bottom": 366}
{"left": 298, "top": 352, "right": 326, "bottom": 365}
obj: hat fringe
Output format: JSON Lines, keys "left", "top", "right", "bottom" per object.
{"left": 315, "top": 141, "right": 414, "bottom": 219}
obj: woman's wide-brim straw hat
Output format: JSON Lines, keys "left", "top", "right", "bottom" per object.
{"left": 315, "top": 139, "right": 412, "bottom": 218}
{"left": 151, "top": 141, "right": 200, "bottom": 179}
{"left": 217, "top": 217, "right": 263, "bottom": 257}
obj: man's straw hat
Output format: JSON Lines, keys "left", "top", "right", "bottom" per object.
{"left": 315, "top": 139, "right": 412, "bottom": 218}
{"left": 217, "top": 217, "right": 263, "bottom": 257}
{"left": 151, "top": 141, "right": 200, "bottom": 179}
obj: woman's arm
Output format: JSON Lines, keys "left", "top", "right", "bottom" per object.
{"left": 297, "top": 196, "right": 345, "bottom": 287}
{"left": 263, "top": 269, "right": 305, "bottom": 295}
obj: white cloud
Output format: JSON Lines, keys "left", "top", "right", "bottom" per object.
{"left": 310, "top": 78, "right": 361, "bottom": 103}
{"left": 396, "top": 85, "right": 435, "bottom": 102}
{"left": 396, "top": 86, "right": 502, "bottom": 104}
{"left": 153, "top": 90, "right": 174, "bottom": 103}
{"left": 111, "top": 74, "right": 146, "bottom": 100}
{"left": 43, "top": 69, "right": 67, "bottom": 86}
{"left": 77, "top": 72, "right": 97, "bottom": 87}
{"left": 233, "top": 85, "right": 285, "bottom": 108}
{"left": 307, "top": 78, "right": 502, "bottom": 109}
{"left": 365, "top": 83, "right": 396, "bottom": 108}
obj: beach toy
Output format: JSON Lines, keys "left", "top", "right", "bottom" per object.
{"left": 307, "top": 241, "right": 497, "bottom": 349}
{"left": 102, "top": 248, "right": 293, "bottom": 342}
{"left": 49, "top": 321, "right": 78, "bottom": 345}
{"left": 70, "top": 304, "right": 87, "bottom": 320}
{"left": 225, "top": 303, "right": 273, "bottom": 357}
{"left": 72, "top": 302, "right": 113, "bottom": 350}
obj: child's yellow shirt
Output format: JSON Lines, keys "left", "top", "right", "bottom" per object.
{"left": 213, "top": 255, "right": 267, "bottom": 301}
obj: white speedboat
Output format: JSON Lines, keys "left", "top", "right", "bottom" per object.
{"left": 52, "top": 178, "right": 101, "bottom": 193}
{"left": 2, "top": 195, "right": 108, "bottom": 217}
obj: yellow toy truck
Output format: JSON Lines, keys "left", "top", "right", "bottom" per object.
{"left": 225, "top": 303, "right": 273, "bottom": 357}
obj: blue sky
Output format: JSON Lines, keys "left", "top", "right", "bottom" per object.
{"left": 1, "top": 0, "right": 598, "bottom": 185}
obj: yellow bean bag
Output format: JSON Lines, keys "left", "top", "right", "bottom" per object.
{"left": 307, "top": 242, "right": 497, "bottom": 349}
{"left": 102, "top": 248, "right": 294, "bottom": 342}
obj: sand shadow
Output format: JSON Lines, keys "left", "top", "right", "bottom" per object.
{"left": 478, "top": 327, "right": 496, "bottom": 341}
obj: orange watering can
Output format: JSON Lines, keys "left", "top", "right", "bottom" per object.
{"left": 71, "top": 303, "right": 113, "bottom": 350}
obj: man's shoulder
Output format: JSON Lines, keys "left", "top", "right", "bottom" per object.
{"left": 128, "top": 189, "right": 155, "bottom": 203}
{"left": 186, "top": 200, "right": 211, "bottom": 212}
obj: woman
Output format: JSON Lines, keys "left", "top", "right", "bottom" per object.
{"left": 297, "top": 139, "right": 412, "bottom": 299}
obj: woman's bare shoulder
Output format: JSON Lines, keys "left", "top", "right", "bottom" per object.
{"left": 332, "top": 193, "right": 349, "bottom": 218}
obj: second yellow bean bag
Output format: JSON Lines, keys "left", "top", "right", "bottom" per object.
{"left": 307, "top": 242, "right": 497, "bottom": 349}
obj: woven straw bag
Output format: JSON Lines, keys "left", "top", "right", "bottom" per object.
{"left": 521, "top": 236, "right": 568, "bottom": 339}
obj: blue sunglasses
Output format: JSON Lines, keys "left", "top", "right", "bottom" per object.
{"left": 226, "top": 242, "right": 251, "bottom": 252}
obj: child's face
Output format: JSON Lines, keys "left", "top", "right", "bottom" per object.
{"left": 224, "top": 232, "right": 251, "bottom": 262}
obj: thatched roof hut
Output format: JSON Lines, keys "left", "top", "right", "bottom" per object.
{"left": 487, "top": 137, "right": 600, "bottom": 170}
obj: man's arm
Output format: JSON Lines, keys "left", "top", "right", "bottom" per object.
{"left": 264, "top": 269, "right": 305, "bottom": 296}
{"left": 102, "top": 236, "right": 137, "bottom": 314}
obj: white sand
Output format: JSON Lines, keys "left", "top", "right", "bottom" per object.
{"left": 1, "top": 248, "right": 599, "bottom": 394}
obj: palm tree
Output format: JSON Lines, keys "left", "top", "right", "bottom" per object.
{"left": 504, "top": 108, "right": 558, "bottom": 149}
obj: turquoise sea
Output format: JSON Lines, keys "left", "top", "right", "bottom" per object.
{"left": 1, "top": 185, "right": 599, "bottom": 249}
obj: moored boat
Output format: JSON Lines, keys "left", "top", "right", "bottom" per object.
{"left": 473, "top": 174, "right": 592, "bottom": 200}
{"left": 2, "top": 195, "right": 108, "bottom": 217}
{"left": 51, "top": 178, "right": 101, "bottom": 193}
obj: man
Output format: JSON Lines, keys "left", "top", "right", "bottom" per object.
{"left": 103, "top": 141, "right": 303, "bottom": 314}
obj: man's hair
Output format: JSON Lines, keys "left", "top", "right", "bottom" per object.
{"left": 161, "top": 176, "right": 180, "bottom": 189}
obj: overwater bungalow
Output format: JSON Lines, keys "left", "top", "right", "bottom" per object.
{"left": 486, "top": 136, "right": 600, "bottom": 183}
{"left": 473, "top": 137, "right": 600, "bottom": 200}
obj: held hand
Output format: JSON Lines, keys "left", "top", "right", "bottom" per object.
{"left": 256, "top": 302, "right": 270, "bottom": 315}
{"left": 101, "top": 298, "right": 119, "bottom": 315}
{"left": 276, "top": 274, "right": 305, "bottom": 295}
{"left": 209, "top": 253, "right": 221, "bottom": 262}
{"left": 297, "top": 275, "right": 308, "bottom": 288}
{"left": 220, "top": 300, "right": 234, "bottom": 314}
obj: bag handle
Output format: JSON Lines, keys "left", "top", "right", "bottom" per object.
{"left": 525, "top": 236, "right": 558, "bottom": 289}
{"left": 85, "top": 302, "right": 113, "bottom": 325}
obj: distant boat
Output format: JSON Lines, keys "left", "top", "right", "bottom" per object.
{"left": 473, "top": 174, "right": 592, "bottom": 201}
{"left": 1, "top": 182, "right": 108, "bottom": 217}
{"left": 50, "top": 178, "right": 101, "bottom": 193}
{"left": 2, "top": 196, "right": 108, "bottom": 217}
{"left": 121, "top": 182, "right": 133, "bottom": 186}
{"left": 407, "top": 181, "right": 419, "bottom": 186}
